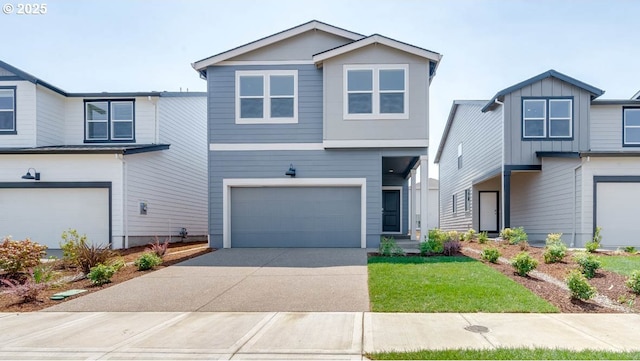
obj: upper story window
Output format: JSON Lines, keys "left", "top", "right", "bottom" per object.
{"left": 623, "top": 108, "right": 640, "bottom": 146}
{"left": 344, "top": 64, "right": 408, "bottom": 120}
{"left": 522, "top": 98, "right": 572, "bottom": 139}
{"left": 85, "top": 100, "right": 135, "bottom": 142}
{"left": 0, "top": 86, "right": 16, "bottom": 134}
{"left": 457, "top": 143, "right": 463, "bottom": 169}
{"left": 235, "top": 70, "right": 298, "bottom": 124}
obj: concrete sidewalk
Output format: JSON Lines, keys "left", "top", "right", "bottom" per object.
{"left": 0, "top": 312, "right": 639, "bottom": 360}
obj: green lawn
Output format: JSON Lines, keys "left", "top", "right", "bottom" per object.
{"left": 598, "top": 255, "right": 640, "bottom": 276}
{"left": 367, "top": 348, "right": 640, "bottom": 360}
{"left": 368, "top": 256, "right": 558, "bottom": 313}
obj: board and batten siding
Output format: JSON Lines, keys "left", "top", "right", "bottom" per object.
{"left": 0, "top": 67, "right": 16, "bottom": 76}
{"left": 590, "top": 104, "right": 625, "bottom": 151}
{"left": 322, "top": 44, "right": 430, "bottom": 143}
{"left": 125, "top": 95, "right": 208, "bottom": 245}
{"left": 35, "top": 86, "right": 65, "bottom": 146}
{"left": 503, "top": 77, "right": 592, "bottom": 165}
{"left": 207, "top": 64, "right": 322, "bottom": 144}
{"left": 209, "top": 149, "right": 382, "bottom": 248}
{"left": 0, "top": 80, "right": 37, "bottom": 147}
{"left": 439, "top": 102, "right": 502, "bottom": 232}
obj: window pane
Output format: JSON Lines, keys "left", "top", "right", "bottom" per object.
{"left": 347, "top": 70, "right": 372, "bottom": 91}
{"left": 625, "top": 109, "right": 640, "bottom": 126}
{"left": 0, "top": 90, "right": 13, "bottom": 110}
{"left": 86, "top": 102, "right": 108, "bottom": 121}
{"left": 550, "top": 100, "right": 571, "bottom": 118}
{"left": 240, "top": 98, "right": 263, "bottom": 118}
{"left": 112, "top": 102, "right": 133, "bottom": 120}
{"left": 112, "top": 122, "right": 133, "bottom": 139}
{"left": 524, "top": 119, "right": 545, "bottom": 137}
{"left": 270, "top": 75, "right": 294, "bottom": 96}
{"left": 348, "top": 93, "right": 372, "bottom": 114}
{"left": 380, "top": 93, "right": 404, "bottom": 113}
{"left": 0, "top": 112, "right": 14, "bottom": 130}
{"left": 550, "top": 119, "right": 571, "bottom": 137}
{"left": 88, "top": 122, "right": 108, "bottom": 139}
{"left": 270, "top": 98, "right": 293, "bottom": 118}
{"left": 240, "top": 76, "right": 263, "bottom": 96}
{"left": 524, "top": 100, "right": 545, "bottom": 118}
{"left": 380, "top": 69, "right": 404, "bottom": 91}
{"left": 625, "top": 127, "right": 640, "bottom": 144}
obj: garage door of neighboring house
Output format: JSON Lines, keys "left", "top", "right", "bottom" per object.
{"left": 230, "top": 186, "right": 362, "bottom": 248}
{"left": 0, "top": 183, "right": 111, "bottom": 249}
{"left": 595, "top": 177, "right": 640, "bottom": 248}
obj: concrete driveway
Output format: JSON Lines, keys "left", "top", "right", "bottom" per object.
{"left": 44, "top": 248, "right": 370, "bottom": 312}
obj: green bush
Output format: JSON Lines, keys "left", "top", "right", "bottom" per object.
{"left": 566, "top": 270, "right": 596, "bottom": 300}
{"left": 421, "top": 229, "right": 449, "bottom": 255}
{"left": 543, "top": 233, "right": 567, "bottom": 264}
{"left": 511, "top": 251, "right": 538, "bottom": 276}
{"left": 135, "top": 252, "right": 162, "bottom": 271}
{"left": 585, "top": 226, "right": 602, "bottom": 253}
{"left": 447, "top": 230, "right": 460, "bottom": 242}
{"left": 0, "top": 237, "right": 47, "bottom": 275}
{"left": 481, "top": 247, "right": 501, "bottom": 263}
{"left": 428, "top": 229, "right": 450, "bottom": 243}
{"left": 87, "top": 263, "right": 117, "bottom": 285}
{"left": 574, "top": 252, "right": 601, "bottom": 279}
{"left": 60, "top": 229, "right": 87, "bottom": 266}
{"left": 626, "top": 270, "right": 640, "bottom": 294}
{"left": 500, "top": 227, "right": 528, "bottom": 245}
{"left": 623, "top": 246, "right": 636, "bottom": 254}
{"left": 478, "top": 231, "right": 489, "bottom": 244}
{"left": 461, "top": 229, "right": 477, "bottom": 242}
{"left": 379, "top": 236, "right": 405, "bottom": 257}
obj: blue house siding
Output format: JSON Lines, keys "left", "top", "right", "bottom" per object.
{"left": 207, "top": 64, "right": 323, "bottom": 144}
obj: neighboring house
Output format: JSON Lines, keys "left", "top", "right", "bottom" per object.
{"left": 435, "top": 69, "right": 640, "bottom": 248}
{"left": 408, "top": 178, "right": 439, "bottom": 238}
{"left": 0, "top": 61, "right": 208, "bottom": 249}
{"left": 193, "top": 20, "right": 441, "bottom": 248}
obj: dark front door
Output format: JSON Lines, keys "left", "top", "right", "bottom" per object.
{"left": 382, "top": 189, "right": 401, "bottom": 233}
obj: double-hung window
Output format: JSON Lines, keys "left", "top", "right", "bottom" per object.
{"left": 85, "top": 100, "right": 135, "bottom": 142}
{"left": 464, "top": 189, "right": 471, "bottom": 212}
{"left": 623, "top": 108, "right": 640, "bottom": 146}
{"left": 0, "top": 86, "right": 16, "bottom": 134}
{"left": 344, "top": 64, "right": 408, "bottom": 119}
{"left": 522, "top": 98, "right": 572, "bottom": 139}
{"left": 236, "top": 70, "right": 297, "bottom": 124}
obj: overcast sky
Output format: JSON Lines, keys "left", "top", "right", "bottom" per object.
{"left": 2, "top": 0, "right": 638, "bottom": 177}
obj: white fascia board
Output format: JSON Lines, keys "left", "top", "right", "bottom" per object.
{"left": 313, "top": 35, "right": 442, "bottom": 64}
{"left": 218, "top": 60, "right": 314, "bottom": 66}
{"left": 633, "top": 90, "right": 640, "bottom": 100}
{"left": 210, "top": 143, "right": 324, "bottom": 151}
{"left": 323, "top": 139, "right": 429, "bottom": 148}
{"left": 193, "top": 21, "right": 364, "bottom": 70}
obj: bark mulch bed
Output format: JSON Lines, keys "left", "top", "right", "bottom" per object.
{"left": 0, "top": 241, "right": 212, "bottom": 313}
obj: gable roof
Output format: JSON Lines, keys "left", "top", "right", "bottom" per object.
{"left": 0, "top": 60, "right": 67, "bottom": 96}
{"left": 633, "top": 90, "right": 640, "bottom": 100}
{"left": 481, "top": 69, "right": 605, "bottom": 112}
{"left": 191, "top": 20, "right": 365, "bottom": 75}
{"left": 434, "top": 100, "right": 487, "bottom": 164}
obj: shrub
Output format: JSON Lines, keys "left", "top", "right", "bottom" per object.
{"left": 75, "top": 242, "right": 116, "bottom": 274}
{"left": 519, "top": 240, "right": 530, "bottom": 251}
{"left": 1, "top": 268, "right": 50, "bottom": 302}
{"left": 511, "top": 251, "right": 538, "bottom": 276}
{"left": 447, "top": 230, "right": 460, "bottom": 242}
{"left": 443, "top": 240, "right": 461, "bottom": 256}
{"left": 566, "top": 270, "right": 596, "bottom": 300}
{"left": 148, "top": 236, "right": 169, "bottom": 258}
{"left": 87, "top": 263, "right": 117, "bottom": 285}
{"left": 379, "top": 236, "right": 405, "bottom": 257}
{"left": 135, "top": 252, "right": 162, "bottom": 271}
{"left": 585, "top": 226, "right": 602, "bottom": 253}
{"left": 626, "top": 270, "right": 640, "bottom": 294}
{"left": 461, "top": 229, "right": 477, "bottom": 242}
{"left": 543, "top": 233, "right": 567, "bottom": 264}
{"left": 31, "top": 262, "right": 58, "bottom": 284}
{"left": 623, "top": 246, "right": 636, "bottom": 254}
{"left": 60, "top": 229, "right": 87, "bottom": 266}
{"left": 574, "top": 252, "right": 601, "bottom": 279}
{"left": 428, "top": 229, "right": 450, "bottom": 243}
{"left": 478, "top": 231, "right": 489, "bottom": 244}
{"left": 500, "top": 227, "right": 528, "bottom": 245}
{"left": 0, "top": 237, "right": 47, "bottom": 275}
{"left": 481, "top": 247, "right": 501, "bottom": 263}
{"left": 421, "top": 229, "right": 449, "bottom": 255}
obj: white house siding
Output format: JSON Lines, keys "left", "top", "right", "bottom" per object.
{"left": 510, "top": 157, "right": 581, "bottom": 244}
{"left": 438, "top": 102, "right": 502, "bottom": 232}
{"left": 590, "top": 104, "right": 624, "bottom": 151}
{"left": 124, "top": 95, "right": 208, "bottom": 246}
{"left": 35, "top": 86, "right": 65, "bottom": 146}
{"left": 0, "top": 80, "right": 36, "bottom": 147}
{"left": 410, "top": 179, "right": 440, "bottom": 231}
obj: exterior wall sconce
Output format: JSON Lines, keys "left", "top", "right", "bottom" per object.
{"left": 21, "top": 168, "right": 40, "bottom": 181}
{"left": 285, "top": 164, "right": 296, "bottom": 177}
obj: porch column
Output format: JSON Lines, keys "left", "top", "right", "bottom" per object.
{"left": 410, "top": 169, "right": 417, "bottom": 240}
{"left": 419, "top": 155, "right": 429, "bottom": 240}
{"left": 502, "top": 170, "right": 511, "bottom": 228}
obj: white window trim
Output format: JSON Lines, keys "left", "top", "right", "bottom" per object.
{"left": 522, "top": 99, "right": 547, "bottom": 138}
{"left": 343, "top": 64, "right": 409, "bottom": 120}
{"left": 464, "top": 189, "right": 471, "bottom": 212}
{"left": 0, "top": 87, "right": 16, "bottom": 132}
{"left": 548, "top": 99, "right": 573, "bottom": 138}
{"left": 85, "top": 101, "right": 109, "bottom": 141}
{"left": 110, "top": 101, "right": 134, "bottom": 141}
{"left": 382, "top": 186, "right": 403, "bottom": 235}
{"left": 452, "top": 194, "right": 457, "bottom": 214}
{"left": 235, "top": 70, "right": 298, "bottom": 124}
{"left": 623, "top": 108, "right": 640, "bottom": 145}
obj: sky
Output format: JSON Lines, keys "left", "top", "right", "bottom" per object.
{"left": 2, "top": 0, "right": 639, "bottom": 178}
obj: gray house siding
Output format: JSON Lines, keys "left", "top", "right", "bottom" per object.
{"left": 0, "top": 67, "right": 15, "bottom": 77}
{"left": 503, "top": 77, "right": 592, "bottom": 165}
{"left": 590, "top": 104, "right": 625, "bottom": 150}
{"left": 207, "top": 64, "right": 323, "bottom": 144}
{"left": 438, "top": 102, "right": 502, "bottom": 232}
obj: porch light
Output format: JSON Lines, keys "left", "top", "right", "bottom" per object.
{"left": 21, "top": 168, "right": 40, "bottom": 181}
{"left": 285, "top": 164, "right": 296, "bottom": 177}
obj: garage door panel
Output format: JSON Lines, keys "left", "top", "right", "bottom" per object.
{"left": 597, "top": 182, "right": 640, "bottom": 248}
{"left": 0, "top": 188, "right": 109, "bottom": 249}
{"left": 231, "top": 187, "right": 360, "bottom": 247}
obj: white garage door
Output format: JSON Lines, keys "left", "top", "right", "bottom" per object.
{"left": 0, "top": 187, "right": 109, "bottom": 249}
{"left": 596, "top": 182, "right": 640, "bottom": 248}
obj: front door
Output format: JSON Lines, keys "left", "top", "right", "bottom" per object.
{"left": 382, "top": 189, "right": 401, "bottom": 233}
{"left": 479, "top": 191, "right": 499, "bottom": 232}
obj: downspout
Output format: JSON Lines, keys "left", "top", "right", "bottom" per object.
{"left": 150, "top": 96, "right": 159, "bottom": 144}
{"left": 494, "top": 98, "right": 505, "bottom": 229}
{"left": 117, "top": 153, "right": 128, "bottom": 249}
{"left": 571, "top": 163, "right": 582, "bottom": 247}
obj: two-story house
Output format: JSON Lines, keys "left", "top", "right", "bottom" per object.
{"left": 0, "top": 60, "right": 208, "bottom": 249}
{"left": 193, "top": 20, "right": 441, "bottom": 248}
{"left": 435, "top": 69, "right": 640, "bottom": 249}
